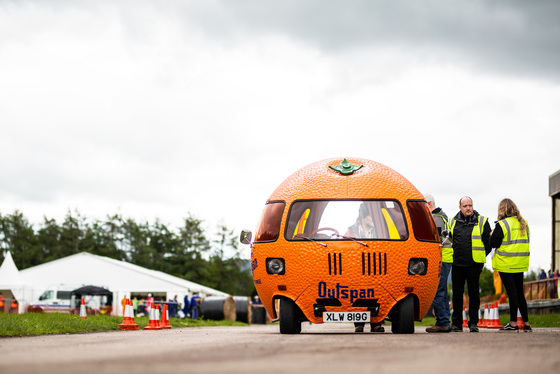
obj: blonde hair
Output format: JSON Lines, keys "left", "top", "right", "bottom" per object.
{"left": 497, "top": 198, "right": 527, "bottom": 235}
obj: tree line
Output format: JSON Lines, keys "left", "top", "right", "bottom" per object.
{"left": 0, "top": 210, "right": 255, "bottom": 297}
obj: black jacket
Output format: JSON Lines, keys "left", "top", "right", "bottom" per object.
{"left": 489, "top": 223, "right": 504, "bottom": 249}
{"left": 450, "top": 210, "right": 492, "bottom": 267}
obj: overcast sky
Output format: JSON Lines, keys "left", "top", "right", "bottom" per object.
{"left": 1, "top": 0, "right": 559, "bottom": 271}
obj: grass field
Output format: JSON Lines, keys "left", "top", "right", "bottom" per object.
{"left": 0, "top": 313, "right": 247, "bottom": 337}
{"left": 1, "top": 312, "right": 559, "bottom": 337}
{"left": 417, "top": 313, "right": 560, "bottom": 328}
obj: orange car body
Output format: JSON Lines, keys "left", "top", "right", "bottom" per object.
{"left": 247, "top": 158, "right": 441, "bottom": 333}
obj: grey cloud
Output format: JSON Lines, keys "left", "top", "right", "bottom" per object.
{"left": 10, "top": 0, "right": 559, "bottom": 79}
{"left": 179, "top": 0, "right": 560, "bottom": 81}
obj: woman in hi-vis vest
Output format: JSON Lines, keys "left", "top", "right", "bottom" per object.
{"left": 490, "top": 198, "right": 531, "bottom": 332}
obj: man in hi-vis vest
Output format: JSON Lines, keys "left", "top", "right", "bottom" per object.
{"left": 424, "top": 194, "right": 453, "bottom": 333}
{"left": 449, "top": 196, "right": 492, "bottom": 332}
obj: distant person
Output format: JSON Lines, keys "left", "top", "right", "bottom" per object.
{"left": 539, "top": 269, "right": 547, "bottom": 280}
{"left": 169, "top": 295, "right": 178, "bottom": 318}
{"left": 490, "top": 198, "right": 531, "bottom": 331}
{"left": 449, "top": 196, "right": 491, "bottom": 332}
{"left": 132, "top": 297, "right": 138, "bottom": 316}
{"left": 121, "top": 296, "right": 127, "bottom": 317}
{"left": 424, "top": 194, "right": 452, "bottom": 333}
{"left": 137, "top": 299, "right": 146, "bottom": 316}
{"left": 177, "top": 302, "right": 185, "bottom": 319}
{"left": 554, "top": 270, "right": 560, "bottom": 298}
{"left": 146, "top": 293, "right": 154, "bottom": 315}
{"left": 183, "top": 295, "right": 190, "bottom": 318}
{"left": 10, "top": 297, "right": 18, "bottom": 313}
{"left": 190, "top": 293, "right": 201, "bottom": 319}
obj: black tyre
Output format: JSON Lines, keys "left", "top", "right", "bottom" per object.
{"left": 390, "top": 295, "right": 415, "bottom": 334}
{"left": 279, "top": 298, "right": 301, "bottom": 334}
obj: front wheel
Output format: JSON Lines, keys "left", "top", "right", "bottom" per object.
{"left": 390, "top": 295, "right": 415, "bottom": 334}
{"left": 279, "top": 298, "right": 302, "bottom": 334}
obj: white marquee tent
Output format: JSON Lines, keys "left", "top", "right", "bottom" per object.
{"left": 0, "top": 251, "right": 228, "bottom": 315}
{"left": 0, "top": 251, "right": 25, "bottom": 313}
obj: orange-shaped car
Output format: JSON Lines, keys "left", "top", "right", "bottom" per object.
{"left": 241, "top": 158, "right": 441, "bottom": 334}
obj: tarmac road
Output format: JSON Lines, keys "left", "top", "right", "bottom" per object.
{"left": 2, "top": 323, "right": 560, "bottom": 374}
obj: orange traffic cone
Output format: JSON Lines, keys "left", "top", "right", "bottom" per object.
{"left": 119, "top": 299, "right": 131, "bottom": 330}
{"left": 119, "top": 299, "right": 139, "bottom": 330}
{"left": 499, "top": 292, "right": 507, "bottom": 304}
{"left": 480, "top": 303, "right": 489, "bottom": 328}
{"left": 160, "top": 304, "right": 172, "bottom": 329}
{"left": 487, "top": 302, "right": 503, "bottom": 329}
{"left": 477, "top": 305, "right": 483, "bottom": 327}
{"left": 155, "top": 304, "right": 161, "bottom": 328}
{"left": 127, "top": 299, "right": 139, "bottom": 330}
{"left": 462, "top": 307, "right": 468, "bottom": 328}
{"left": 79, "top": 297, "right": 87, "bottom": 319}
{"left": 144, "top": 302, "right": 161, "bottom": 330}
{"left": 494, "top": 301, "right": 504, "bottom": 328}
{"left": 517, "top": 309, "right": 524, "bottom": 331}
{"left": 486, "top": 303, "right": 496, "bottom": 329}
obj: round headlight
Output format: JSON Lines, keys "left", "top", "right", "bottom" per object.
{"left": 266, "top": 258, "right": 285, "bottom": 275}
{"left": 408, "top": 258, "right": 427, "bottom": 275}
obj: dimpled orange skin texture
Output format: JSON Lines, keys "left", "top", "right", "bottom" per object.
{"left": 251, "top": 157, "right": 441, "bottom": 324}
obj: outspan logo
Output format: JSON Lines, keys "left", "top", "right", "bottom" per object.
{"left": 318, "top": 281, "right": 374, "bottom": 304}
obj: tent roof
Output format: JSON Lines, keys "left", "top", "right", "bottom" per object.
{"left": 71, "top": 285, "right": 112, "bottom": 296}
{"left": 19, "top": 252, "right": 228, "bottom": 296}
{"left": 0, "top": 251, "right": 22, "bottom": 288}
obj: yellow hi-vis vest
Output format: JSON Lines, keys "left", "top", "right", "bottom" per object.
{"left": 433, "top": 213, "right": 453, "bottom": 263}
{"left": 492, "top": 217, "right": 530, "bottom": 273}
{"left": 450, "top": 215, "right": 488, "bottom": 264}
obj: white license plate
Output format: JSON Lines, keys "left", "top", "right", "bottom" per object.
{"left": 322, "top": 311, "right": 370, "bottom": 323}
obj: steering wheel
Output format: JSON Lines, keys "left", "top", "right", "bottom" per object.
{"left": 310, "top": 227, "right": 340, "bottom": 238}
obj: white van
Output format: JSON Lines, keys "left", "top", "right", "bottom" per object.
{"left": 29, "top": 285, "right": 82, "bottom": 312}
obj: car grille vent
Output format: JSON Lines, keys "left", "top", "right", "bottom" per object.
{"left": 362, "top": 252, "right": 387, "bottom": 275}
{"left": 328, "top": 253, "right": 342, "bottom": 275}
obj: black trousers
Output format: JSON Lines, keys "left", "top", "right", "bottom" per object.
{"left": 499, "top": 272, "right": 528, "bottom": 323}
{"left": 451, "top": 264, "right": 483, "bottom": 327}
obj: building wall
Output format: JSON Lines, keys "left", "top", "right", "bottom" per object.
{"left": 554, "top": 196, "right": 560, "bottom": 272}
{"left": 550, "top": 170, "right": 560, "bottom": 272}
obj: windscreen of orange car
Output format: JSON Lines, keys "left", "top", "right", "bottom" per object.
{"left": 285, "top": 200, "right": 408, "bottom": 241}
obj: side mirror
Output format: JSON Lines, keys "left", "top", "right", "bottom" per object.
{"left": 240, "top": 229, "right": 252, "bottom": 245}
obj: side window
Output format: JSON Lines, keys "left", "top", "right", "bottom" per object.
{"left": 39, "top": 290, "right": 54, "bottom": 301}
{"left": 254, "top": 202, "right": 285, "bottom": 242}
{"left": 57, "top": 291, "right": 72, "bottom": 300}
{"left": 407, "top": 200, "right": 439, "bottom": 241}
